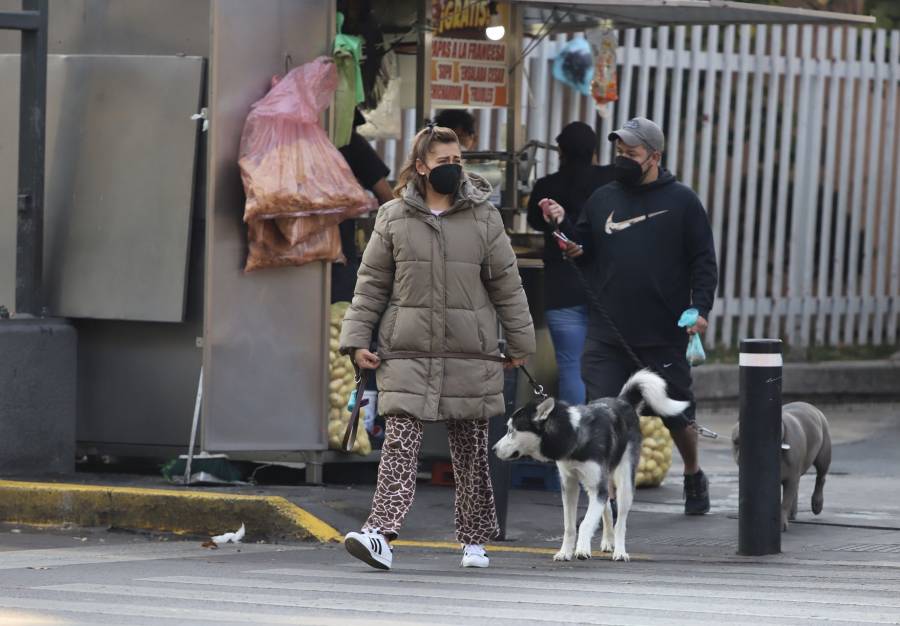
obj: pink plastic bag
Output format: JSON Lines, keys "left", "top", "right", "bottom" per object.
{"left": 244, "top": 220, "right": 345, "bottom": 273}
{"left": 238, "top": 56, "right": 373, "bottom": 223}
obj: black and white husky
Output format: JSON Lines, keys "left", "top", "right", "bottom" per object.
{"left": 493, "top": 369, "right": 689, "bottom": 562}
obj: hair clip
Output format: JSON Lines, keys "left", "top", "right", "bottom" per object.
{"left": 424, "top": 119, "right": 437, "bottom": 133}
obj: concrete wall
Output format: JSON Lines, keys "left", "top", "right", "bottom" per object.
{"left": 0, "top": 319, "right": 76, "bottom": 475}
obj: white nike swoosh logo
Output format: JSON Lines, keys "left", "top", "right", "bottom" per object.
{"left": 605, "top": 210, "right": 669, "bottom": 234}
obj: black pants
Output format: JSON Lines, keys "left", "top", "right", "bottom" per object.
{"left": 581, "top": 338, "right": 695, "bottom": 432}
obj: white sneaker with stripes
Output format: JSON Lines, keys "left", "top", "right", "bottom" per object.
{"left": 460, "top": 544, "right": 489, "bottom": 568}
{"left": 344, "top": 529, "right": 392, "bottom": 571}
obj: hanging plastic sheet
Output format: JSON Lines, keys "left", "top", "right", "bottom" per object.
{"left": 587, "top": 23, "right": 618, "bottom": 117}
{"left": 552, "top": 37, "right": 595, "bottom": 97}
{"left": 333, "top": 12, "right": 365, "bottom": 148}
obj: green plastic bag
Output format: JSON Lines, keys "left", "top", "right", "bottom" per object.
{"left": 333, "top": 12, "right": 364, "bottom": 148}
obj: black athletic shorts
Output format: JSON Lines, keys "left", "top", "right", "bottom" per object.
{"left": 581, "top": 338, "right": 695, "bottom": 432}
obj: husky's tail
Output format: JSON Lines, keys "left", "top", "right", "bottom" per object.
{"left": 618, "top": 369, "right": 690, "bottom": 417}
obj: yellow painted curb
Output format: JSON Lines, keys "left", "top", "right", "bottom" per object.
{"left": 0, "top": 480, "right": 644, "bottom": 559}
{"left": 0, "top": 480, "right": 341, "bottom": 543}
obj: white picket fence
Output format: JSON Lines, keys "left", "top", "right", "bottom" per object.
{"left": 375, "top": 24, "right": 900, "bottom": 350}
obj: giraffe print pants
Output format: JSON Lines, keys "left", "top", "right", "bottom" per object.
{"left": 364, "top": 415, "right": 500, "bottom": 545}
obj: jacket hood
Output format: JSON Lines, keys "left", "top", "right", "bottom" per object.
{"left": 632, "top": 167, "right": 676, "bottom": 192}
{"left": 402, "top": 171, "right": 493, "bottom": 215}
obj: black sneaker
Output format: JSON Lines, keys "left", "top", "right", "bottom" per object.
{"left": 683, "top": 469, "right": 710, "bottom": 515}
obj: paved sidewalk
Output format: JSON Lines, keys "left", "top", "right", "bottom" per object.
{"left": 2, "top": 402, "right": 898, "bottom": 557}
{"left": 0, "top": 402, "right": 897, "bottom": 624}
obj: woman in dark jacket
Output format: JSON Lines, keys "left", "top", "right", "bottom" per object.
{"left": 526, "top": 122, "right": 615, "bottom": 405}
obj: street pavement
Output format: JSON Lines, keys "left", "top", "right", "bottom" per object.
{"left": 0, "top": 401, "right": 898, "bottom": 625}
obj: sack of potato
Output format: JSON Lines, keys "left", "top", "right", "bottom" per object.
{"left": 636, "top": 415, "right": 673, "bottom": 488}
{"left": 327, "top": 301, "right": 372, "bottom": 456}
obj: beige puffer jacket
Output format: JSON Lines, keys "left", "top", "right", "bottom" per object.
{"left": 339, "top": 173, "right": 535, "bottom": 421}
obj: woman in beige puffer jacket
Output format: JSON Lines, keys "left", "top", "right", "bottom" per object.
{"left": 340, "top": 125, "right": 535, "bottom": 570}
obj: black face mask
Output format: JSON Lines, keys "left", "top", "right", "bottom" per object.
{"left": 614, "top": 155, "right": 650, "bottom": 187}
{"left": 426, "top": 163, "right": 463, "bottom": 195}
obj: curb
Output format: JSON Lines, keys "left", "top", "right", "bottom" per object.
{"left": 0, "top": 480, "right": 342, "bottom": 543}
{"left": 0, "top": 480, "right": 649, "bottom": 559}
{"left": 693, "top": 359, "right": 900, "bottom": 403}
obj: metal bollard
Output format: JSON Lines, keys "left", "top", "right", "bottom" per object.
{"left": 738, "top": 338, "right": 783, "bottom": 556}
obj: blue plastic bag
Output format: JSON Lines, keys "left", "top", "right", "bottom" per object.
{"left": 552, "top": 38, "right": 595, "bottom": 96}
{"left": 346, "top": 388, "right": 358, "bottom": 412}
{"left": 678, "top": 308, "right": 706, "bottom": 366}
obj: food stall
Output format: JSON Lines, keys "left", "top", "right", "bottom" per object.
{"left": 0, "top": 0, "right": 872, "bottom": 485}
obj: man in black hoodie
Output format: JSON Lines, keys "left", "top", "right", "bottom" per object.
{"left": 544, "top": 117, "right": 718, "bottom": 515}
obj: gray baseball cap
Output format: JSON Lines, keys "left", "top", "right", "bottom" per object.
{"left": 609, "top": 117, "right": 665, "bottom": 153}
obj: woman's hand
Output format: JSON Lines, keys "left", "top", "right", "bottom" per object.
{"left": 354, "top": 348, "right": 381, "bottom": 370}
{"left": 539, "top": 198, "right": 566, "bottom": 225}
{"left": 504, "top": 357, "right": 527, "bottom": 370}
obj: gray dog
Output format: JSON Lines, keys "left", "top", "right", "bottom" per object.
{"left": 731, "top": 402, "right": 832, "bottom": 531}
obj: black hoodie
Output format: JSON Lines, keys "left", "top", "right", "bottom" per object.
{"left": 560, "top": 169, "right": 718, "bottom": 348}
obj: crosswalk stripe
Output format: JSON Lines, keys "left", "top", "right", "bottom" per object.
{"left": 0, "top": 596, "right": 406, "bottom": 625}
{"left": 19, "top": 584, "right": 827, "bottom": 626}
{"left": 248, "top": 566, "right": 900, "bottom": 595}
{"left": 0, "top": 542, "right": 304, "bottom": 571}
{"left": 353, "top": 558, "right": 900, "bottom": 581}
{"left": 124, "top": 575, "right": 900, "bottom": 621}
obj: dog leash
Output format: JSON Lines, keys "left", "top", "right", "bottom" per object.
{"left": 341, "top": 350, "right": 547, "bottom": 452}
{"left": 553, "top": 226, "right": 719, "bottom": 439}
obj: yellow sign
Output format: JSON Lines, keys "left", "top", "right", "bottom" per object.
{"left": 431, "top": 0, "right": 508, "bottom": 108}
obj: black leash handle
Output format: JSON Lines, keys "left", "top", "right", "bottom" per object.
{"left": 342, "top": 365, "right": 370, "bottom": 452}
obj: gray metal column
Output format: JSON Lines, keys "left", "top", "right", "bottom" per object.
{"left": 1, "top": 0, "right": 48, "bottom": 316}
{"left": 738, "top": 338, "right": 783, "bottom": 556}
{"left": 414, "top": 0, "right": 432, "bottom": 127}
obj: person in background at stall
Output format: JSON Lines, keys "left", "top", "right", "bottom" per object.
{"left": 333, "top": 109, "right": 395, "bottom": 304}
{"left": 548, "top": 117, "right": 718, "bottom": 516}
{"left": 434, "top": 109, "right": 477, "bottom": 151}
{"left": 528, "top": 121, "right": 615, "bottom": 406}
{"left": 340, "top": 124, "right": 535, "bottom": 571}
{"left": 335, "top": 109, "right": 395, "bottom": 447}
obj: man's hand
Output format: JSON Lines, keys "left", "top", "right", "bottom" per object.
{"left": 505, "top": 357, "right": 527, "bottom": 370}
{"left": 354, "top": 348, "right": 381, "bottom": 370}
{"left": 562, "top": 240, "right": 584, "bottom": 259}
{"left": 686, "top": 315, "right": 708, "bottom": 336}
{"left": 539, "top": 198, "right": 566, "bottom": 225}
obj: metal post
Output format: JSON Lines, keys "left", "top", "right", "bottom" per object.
{"left": 11, "top": 0, "right": 48, "bottom": 317}
{"left": 503, "top": 2, "right": 522, "bottom": 210}
{"left": 487, "top": 366, "right": 517, "bottom": 541}
{"left": 737, "top": 338, "right": 783, "bottom": 556}
{"left": 414, "top": 0, "right": 432, "bottom": 128}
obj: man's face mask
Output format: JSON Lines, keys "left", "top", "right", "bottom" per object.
{"left": 426, "top": 163, "right": 463, "bottom": 195}
{"left": 614, "top": 153, "right": 653, "bottom": 186}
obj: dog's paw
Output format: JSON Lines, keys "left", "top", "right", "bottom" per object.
{"left": 612, "top": 549, "right": 630, "bottom": 562}
{"left": 599, "top": 538, "right": 614, "bottom": 553}
{"left": 574, "top": 549, "right": 592, "bottom": 560}
{"left": 811, "top": 493, "right": 824, "bottom": 516}
{"left": 553, "top": 550, "right": 573, "bottom": 562}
